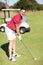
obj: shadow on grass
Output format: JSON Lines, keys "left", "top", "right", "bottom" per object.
{"left": 1, "top": 42, "right": 9, "bottom": 57}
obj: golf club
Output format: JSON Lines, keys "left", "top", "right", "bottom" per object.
{"left": 20, "top": 39, "right": 37, "bottom": 60}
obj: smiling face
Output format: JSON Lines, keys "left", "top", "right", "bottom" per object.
{"left": 20, "top": 9, "right": 26, "bottom": 16}
{"left": 20, "top": 9, "right": 26, "bottom": 15}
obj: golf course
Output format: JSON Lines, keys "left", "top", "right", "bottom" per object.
{"left": 0, "top": 11, "right": 43, "bottom": 65}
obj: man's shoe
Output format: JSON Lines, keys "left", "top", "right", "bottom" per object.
{"left": 13, "top": 52, "right": 21, "bottom": 57}
{"left": 9, "top": 57, "right": 16, "bottom": 62}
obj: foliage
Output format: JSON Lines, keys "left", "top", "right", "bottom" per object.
{"left": 12, "top": 0, "right": 38, "bottom": 10}
{"left": 11, "top": 0, "right": 43, "bottom": 10}
{"left": 0, "top": 0, "right": 43, "bottom": 10}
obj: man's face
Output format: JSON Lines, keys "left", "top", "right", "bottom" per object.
{"left": 20, "top": 9, "right": 26, "bottom": 15}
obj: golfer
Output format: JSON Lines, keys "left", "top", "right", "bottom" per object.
{"left": 5, "top": 7, "right": 26, "bottom": 61}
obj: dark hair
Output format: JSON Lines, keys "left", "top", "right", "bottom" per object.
{"left": 20, "top": 7, "right": 26, "bottom": 10}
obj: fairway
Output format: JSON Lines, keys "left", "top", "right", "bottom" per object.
{"left": 0, "top": 11, "right": 43, "bottom": 65}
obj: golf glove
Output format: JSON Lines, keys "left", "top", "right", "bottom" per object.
{"left": 18, "top": 35, "right": 22, "bottom": 40}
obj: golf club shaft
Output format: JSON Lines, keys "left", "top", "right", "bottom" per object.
{"left": 20, "top": 40, "right": 35, "bottom": 59}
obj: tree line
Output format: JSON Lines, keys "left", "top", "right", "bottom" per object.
{"left": 0, "top": 0, "right": 43, "bottom": 11}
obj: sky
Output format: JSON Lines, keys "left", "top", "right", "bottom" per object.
{"left": 36, "top": 0, "right": 43, "bottom": 4}
{"left": 0, "top": 0, "right": 19, "bottom": 6}
{"left": 0, "top": 0, "right": 43, "bottom": 6}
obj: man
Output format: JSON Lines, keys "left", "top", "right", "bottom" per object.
{"left": 5, "top": 7, "right": 26, "bottom": 61}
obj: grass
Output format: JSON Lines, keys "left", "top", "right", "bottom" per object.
{"left": 0, "top": 11, "right": 43, "bottom": 65}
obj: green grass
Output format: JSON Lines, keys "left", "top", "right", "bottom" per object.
{"left": 0, "top": 11, "right": 43, "bottom": 65}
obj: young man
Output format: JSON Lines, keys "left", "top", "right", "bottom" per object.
{"left": 5, "top": 7, "right": 26, "bottom": 61}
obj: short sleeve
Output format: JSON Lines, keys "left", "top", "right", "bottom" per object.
{"left": 13, "top": 14, "right": 22, "bottom": 24}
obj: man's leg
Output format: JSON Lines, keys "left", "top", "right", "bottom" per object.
{"left": 9, "top": 40, "right": 13, "bottom": 58}
{"left": 5, "top": 27, "right": 16, "bottom": 61}
{"left": 12, "top": 39, "right": 21, "bottom": 57}
{"left": 8, "top": 40, "right": 16, "bottom": 61}
{"left": 12, "top": 39, "right": 16, "bottom": 54}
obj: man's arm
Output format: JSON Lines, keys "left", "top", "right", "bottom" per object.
{"left": 16, "top": 24, "right": 20, "bottom": 36}
{"left": 16, "top": 24, "right": 21, "bottom": 40}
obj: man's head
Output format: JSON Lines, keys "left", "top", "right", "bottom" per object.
{"left": 20, "top": 7, "right": 26, "bottom": 15}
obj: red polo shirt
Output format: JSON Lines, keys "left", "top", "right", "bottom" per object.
{"left": 7, "top": 13, "right": 22, "bottom": 31}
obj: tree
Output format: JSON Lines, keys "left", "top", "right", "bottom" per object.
{"left": 12, "top": 0, "right": 38, "bottom": 10}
